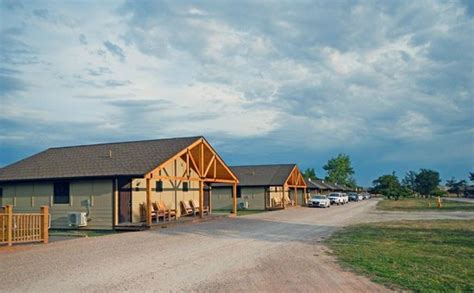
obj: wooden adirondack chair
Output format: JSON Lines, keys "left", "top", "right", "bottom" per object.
{"left": 152, "top": 202, "right": 166, "bottom": 222}
{"left": 158, "top": 201, "right": 176, "bottom": 221}
{"left": 181, "top": 200, "right": 194, "bottom": 216}
{"left": 284, "top": 193, "right": 295, "bottom": 206}
{"left": 272, "top": 196, "right": 283, "bottom": 208}
{"left": 190, "top": 199, "right": 209, "bottom": 216}
{"left": 140, "top": 202, "right": 157, "bottom": 222}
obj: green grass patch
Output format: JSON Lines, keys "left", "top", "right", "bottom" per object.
{"left": 212, "top": 209, "right": 266, "bottom": 216}
{"left": 377, "top": 198, "right": 474, "bottom": 211}
{"left": 327, "top": 220, "right": 474, "bottom": 292}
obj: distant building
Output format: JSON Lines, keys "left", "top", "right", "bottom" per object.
{"left": 212, "top": 164, "right": 306, "bottom": 210}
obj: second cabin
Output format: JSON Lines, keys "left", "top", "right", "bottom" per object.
{"left": 212, "top": 164, "right": 307, "bottom": 211}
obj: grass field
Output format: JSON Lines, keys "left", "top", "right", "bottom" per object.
{"left": 377, "top": 198, "right": 474, "bottom": 211}
{"left": 327, "top": 220, "right": 474, "bottom": 292}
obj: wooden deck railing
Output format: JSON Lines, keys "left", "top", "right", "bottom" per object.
{"left": 0, "top": 205, "right": 49, "bottom": 246}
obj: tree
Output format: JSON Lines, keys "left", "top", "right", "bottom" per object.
{"left": 470, "top": 172, "right": 474, "bottom": 182}
{"left": 346, "top": 177, "right": 358, "bottom": 189}
{"left": 402, "top": 170, "right": 418, "bottom": 196}
{"left": 446, "top": 178, "right": 467, "bottom": 197}
{"left": 303, "top": 168, "right": 317, "bottom": 180}
{"left": 323, "top": 154, "right": 354, "bottom": 185}
{"left": 372, "top": 172, "right": 405, "bottom": 200}
{"left": 415, "top": 169, "right": 441, "bottom": 197}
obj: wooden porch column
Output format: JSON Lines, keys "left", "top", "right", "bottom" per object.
{"left": 6, "top": 205, "right": 12, "bottom": 246}
{"left": 113, "top": 178, "right": 118, "bottom": 226}
{"left": 294, "top": 186, "right": 298, "bottom": 206}
{"left": 146, "top": 178, "right": 152, "bottom": 226}
{"left": 282, "top": 185, "right": 286, "bottom": 209}
{"left": 232, "top": 183, "right": 237, "bottom": 215}
{"left": 209, "top": 186, "right": 212, "bottom": 214}
{"left": 41, "top": 206, "right": 49, "bottom": 244}
{"left": 304, "top": 187, "right": 307, "bottom": 205}
{"left": 199, "top": 180, "right": 204, "bottom": 219}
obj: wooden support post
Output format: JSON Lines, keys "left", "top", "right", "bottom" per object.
{"left": 209, "top": 186, "right": 212, "bottom": 214}
{"left": 282, "top": 186, "right": 286, "bottom": 209}
{"left": 294, "top": 186, "right": 298, "bottom": 206}
{"left": 146, "top": 178, "right": 152, "bottom": 226}
{"left": 41, "top": 206, "right": 49, "bottom": 244}
{"left": 113, "top": 178, "right": 118, "bottom": 226}
{"left": 186, "top": 151, "right": 190, "bottom": 178}
{"left": 304, "top": 187, "right": 307, "bottom": 205}
{"left": 232, "top": 183, "right": 237, "bottom": 215}
{"left": 199, "top": 180, "right": 204, "bottom": 219}
{"left": 200, "top": 141, "right": 204, "bottom": 176}
{"left": 6, "top": 204, "right": 12, "bottom": 246}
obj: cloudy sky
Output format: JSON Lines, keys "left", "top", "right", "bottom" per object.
{"left": 0, "top": 0, "right": 473, "bottom": 185}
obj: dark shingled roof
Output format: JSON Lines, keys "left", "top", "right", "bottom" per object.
{"left": 0, "top": 136, "right": 202, "bottom": 182}
{"left": 227, "top": 164, "right": 296, "bottom": 186}
{"left": 305, "top": 178, "right": 330, "bottom": 190}
{"left": 319, "top": 181, "right": 340, "bottom": 191}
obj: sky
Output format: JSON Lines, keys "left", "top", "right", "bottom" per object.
{"left": 0, "top": 0, "right": 473, "bottom": 186}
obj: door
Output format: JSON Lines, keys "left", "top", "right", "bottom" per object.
{"left": 118, "top": 178, "right": 132, "bottom": 223}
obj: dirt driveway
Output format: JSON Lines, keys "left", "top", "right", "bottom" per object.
{"left": 1, "top": 200, "right": 473, "bottom": 292}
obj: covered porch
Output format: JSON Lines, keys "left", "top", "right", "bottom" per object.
{"left": 113, "top": 138, "right": 239, "bottom": 229}
{"left": 267, "top": 165, "right": 307, "bottom": 209}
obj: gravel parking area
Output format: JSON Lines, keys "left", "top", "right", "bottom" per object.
{"left": 1, "top": 199, "right": 473, "bottom": 292}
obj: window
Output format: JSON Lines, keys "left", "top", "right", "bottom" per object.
{"left": 182, "top": 182, "right": 189, "bottom": 192}
{"left": 237, "top": 187, "right": 242, "bottom": 198}
{"left": 0, "top": 187, "right": 3, "bottom": 202}
{"left": 53, "top": 182, "right": 70, "bottom": 204}
{"left": 156, "top": 180, "right": 163, "bottom": 192}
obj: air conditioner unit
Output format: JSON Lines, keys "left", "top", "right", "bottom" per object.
{"left": 238, "top": 201, "right": 249, "bottom": 209}
{"left": 68, "top": 212, "right": 88, "bottom": 227}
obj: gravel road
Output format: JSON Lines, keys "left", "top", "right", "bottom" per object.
{"left": 1, "top": 200, "right": 473, "bottom": 292}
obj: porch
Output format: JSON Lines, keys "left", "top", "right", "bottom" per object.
{"left": 113, "top": 138, "right": 239, "bottom": 229}
{"left": 114, "top": 212, "right": 228, "bottom": 231}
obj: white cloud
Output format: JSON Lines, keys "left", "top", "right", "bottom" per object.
{"left": 1, "top": 0, "right": 473, "bottom": 184}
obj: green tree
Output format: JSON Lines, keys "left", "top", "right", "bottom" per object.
{"left": 346, "top": 177, "right": 358, "bottom": 189}
{"left": 415, "top": 169, "right": 441, "bottom": 197}
{"left": 402, "top": 170, "right": 418, "bottom": 196}
{"left": 323, "top": 154, "right": 354, "bottom": 185}
{"left": 303, "top": 168, "right": 317, "bottom": 180}
{"left": 372, "top": 172, "right": 404, "bottom": 200}
{"left": 446, "top": 178, "right": 467, "bottom": 197}
{"left": 470, "top": 172, "right": 474, "bottom": 182}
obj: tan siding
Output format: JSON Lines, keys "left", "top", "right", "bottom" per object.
{"left": 0, "top": 180, "right": 113, "bottom": 230}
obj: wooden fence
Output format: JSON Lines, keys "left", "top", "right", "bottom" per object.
{"left": 0, "top": 205, "right": 49, "bottom": 246}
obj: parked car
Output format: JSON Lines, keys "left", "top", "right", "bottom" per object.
{"left": 307, "top": 195, "right": 331, "bottom": 208}
{"left": 328, "top": 193, "right": 344, "bottom": 205}
{"left": 357, "top": 193, "right": 364, "bottom": 201}
{"left": 340, "top": 193, "right": 349, "bottom": 204}
{"left": 348, "top": 192, "right": 359, "bottom": 202}
{"left": 363, "top": 193, "right": 371, "bottom": 200}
